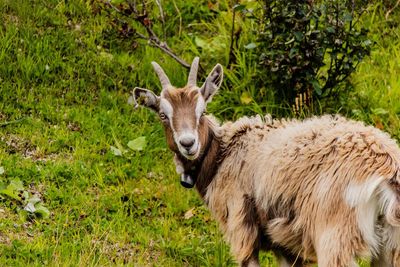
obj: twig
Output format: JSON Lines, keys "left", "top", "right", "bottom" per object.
{"left": 155, "top": 0, "right": 166, "bottom": 40}
{"left": 172, "top": 0, "right": 182, "bottom": 37}
{"left": 385, "top": 0, "right": 400, "bottom": 20}
{"left": 228, "top": 1, "right": 237, "bottom": 69}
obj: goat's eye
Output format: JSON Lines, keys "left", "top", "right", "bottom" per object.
{"left": 159, "top": 112, "right": 167, "bottom": 120}
{"left": 202, "top": 111, "right": 206, "bottom": 117}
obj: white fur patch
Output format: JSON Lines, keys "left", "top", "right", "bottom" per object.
{"left": 379, "top": 183, "right": 400, "bottom": 229}
{"left": 160, "top": 98, "right": 173, "bottom": 120}
{"left": 345, "top": 175, "right": 385, "bottom": 207}
{"left": 379, "top": 183, "right": 397, "bottom": 214}
{"left": 344, "top": 175, "right": 385, "bottom": 256}
{"left": 176, "top": 130, "right": 200, "bottom": 160}
{"left": 173, "top": 155, "right": 184, "bottom": 175}
{"left": 358, "top": 195, "right": 380, "bottom": 256}
{"left": 195, "top": 95, "right": 205, "bottom": 122}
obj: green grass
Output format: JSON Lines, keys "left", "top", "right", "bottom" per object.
{"left": 349, "top": 2, "right": 400, "bottom": 140}
{"left": 0, "top": 0, "right": 399, "bottom": 266}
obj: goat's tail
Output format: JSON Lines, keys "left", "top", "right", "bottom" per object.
{"left": 381, "top": 172, "right": 400, "bottom": 227}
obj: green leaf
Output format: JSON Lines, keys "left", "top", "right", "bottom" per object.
{"left": 0, "top": 167, "right": 4, "bottom": 175}
{"left": 0, "top": 179, "right": 24, "bottom": 201}
{"left": 362, "top": 39, "right": 372, "bottom": 46}
{"left": 9, "top": 179, "right": 24, "bottom": 192}
{"left": 233, "top": 4, "right": 246, "bottom": 12}
{"left": 18, "top": 210, "right": 28, "bottom": 222}
{"left": 289, "top": 48, "right": 298, "bottom": 58}
{"left": 240, "top": 92, "right": 253, "bottom": 104}
{"left": 34, "top": 204, "right": 50, "bottom": 218}
{"left": 194, "top": 37, "right": 207, "bottom": 49}
{"left": 0, "top": 188, "right": 19, "bottom": 200}
{"left": 127, "top": 136, "right": 147, "bottom": 151}
{"left": 326, "top": 27, "right": 335, "bottom": 33}
{"left": 371, "top": 108, "right": 388, "bottom": 115}
{"left": 244, "top": 43, "right": 257, "bottom": 49}
{"left": 343, "top": 13, "right": 353, "bottom": 22}
{"left": 110, "top": 146, "right": 122, "bottom": 156}
{"left": 28, "top": 195, "right": 41, "bottom": 205}
{"left": 311, "top": 80, "right": 322, "bottom": 95}
{"left": 293, "top": 31, "right": 304, "bottom": 41}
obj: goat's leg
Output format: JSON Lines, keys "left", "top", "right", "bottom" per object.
{"left": 391, "top": 249, "right": 400, "bottom": 267}
{"left": 230, "top": 228, "right": 260, "bottom": 267}
{"left": 315, "top": 227, "right": 358, "bottom": 267}
{"left": 371, "top": 255, "right": 390, "bottom": 267}
{"left": 372, "top": 249, "right": 400, "bottom": 267}
{"left": 240, "top": 249, "right": 260, "bottom": 267}
{"left": 275, "top": 251, "right": 304, "bottom": 267}
{"left": 276, "top": 255, "right": 294, "bottom": 267}
{"left": 226, "top": 196, "right": 261, "bottom": 267}
{"left": 317, "top": 255, "right": 358, "bottom": 267}
{"left": 372, "top": 223, "right": 400, "bottom": 267}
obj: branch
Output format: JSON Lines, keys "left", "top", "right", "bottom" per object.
{"left": 150, "top": 41, "right": 190, "bottom": 68}
{"left": 102, "top": 0, "right": 191, "bottom": 69}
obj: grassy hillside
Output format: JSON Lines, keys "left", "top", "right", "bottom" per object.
{"left": 0, "top": 0, "right": 399, "bottom": 266}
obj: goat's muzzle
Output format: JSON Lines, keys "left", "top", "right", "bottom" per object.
{"left": 180, "top": 173, "right": 195, "bottom": 188}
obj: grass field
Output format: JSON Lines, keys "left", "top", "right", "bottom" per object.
{"left": 0, "top": 0, "right": 399, "bottom": 266}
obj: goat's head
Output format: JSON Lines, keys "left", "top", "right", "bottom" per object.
{"left": 132, "top": 57, "right": 223, "bottom": 163}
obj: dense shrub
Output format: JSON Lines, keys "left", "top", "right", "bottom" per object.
{"left": 254, "top": 0, "right": 372, "bottom": 113}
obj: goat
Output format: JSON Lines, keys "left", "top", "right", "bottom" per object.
{"left": 132, "top": 57, "right": 400, "bottom": 266}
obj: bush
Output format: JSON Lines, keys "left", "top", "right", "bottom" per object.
{"left": 254, "top": 0, "right": 372, "bottom": 113}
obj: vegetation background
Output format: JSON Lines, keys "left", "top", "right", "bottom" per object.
{"left": 0, "top": 0, "right": 399, "bottom": 266}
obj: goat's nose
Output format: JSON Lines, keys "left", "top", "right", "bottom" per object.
{"left": 179, "top": 137, "right": 195, "bottom": 149}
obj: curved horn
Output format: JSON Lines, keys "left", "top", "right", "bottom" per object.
{"left": 151, "top": 61, "right": 171, "bottom": 90}
{"left": 187, "top": 57, "right": 199, "bottom": 87}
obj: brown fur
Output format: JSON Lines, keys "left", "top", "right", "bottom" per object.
{"left": 163, "top": 87, "right": 199, "bottom": 133}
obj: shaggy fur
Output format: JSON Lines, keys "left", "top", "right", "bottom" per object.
{"left": 203, "top": 114, "right": 400, "bottom": 266}
{"left": 133, "top": 58, "right": 400, "bottom": 267}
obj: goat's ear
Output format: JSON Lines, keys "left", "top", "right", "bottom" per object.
{"left": 130, "top": 87, "right": 160, "bottom": 112}
{"left": 200, "top": 64, "right": 223, "bottom": 103}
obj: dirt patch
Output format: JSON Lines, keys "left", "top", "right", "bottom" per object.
{"left": 1, "top": 134, "right": 36, "bottom": 157}
{"left": 91, "top": 239, "right": 138, "bottom": 264}
{"left": 0, "top": 232, "right": 11, "bottom": 246}
{"left": 0, "top": 209, "right": 38, "bottom": 245}
{"left": 0, "top": 134, "right": 60, "bottom": 162}
{"left": 0, "top": 112, "right": 7, "bottom": 121}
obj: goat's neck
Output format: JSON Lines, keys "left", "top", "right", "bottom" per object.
{"left": 177, "top": 121, "right": 222, "bottom": 198}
